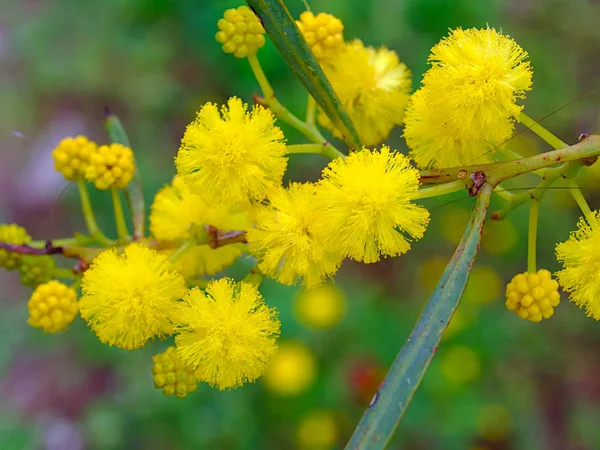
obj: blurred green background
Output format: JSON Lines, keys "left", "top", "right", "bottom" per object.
{"left": 1, "top": 0, "right": 599, "bottom": 449}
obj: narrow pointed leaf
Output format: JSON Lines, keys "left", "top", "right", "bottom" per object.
{"left": 246, "top": 0, "right": 362, "bottom": 151}
{"left": 346, "top": 183, "right": 494, "bottom": 450}
{"left": 105, "top": 110, "right": 146, "bottom": 240}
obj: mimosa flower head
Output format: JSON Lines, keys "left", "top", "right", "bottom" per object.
{"left": 80, "top": 243, "right": 186, "bottom": 350}
{"left": 52, "top": 136, "right": 97, "bottom": 182}
{"left": 0, "top": 224, "right": 31, "bottom": 270}
{"left": 319, "top": 39, "right": 412, "bottom": 146}
{"left": 296, "top": 11, "right": 344, "bottom": 63}
{"left": 246, "top": 183, "right": 343, "bottom": 288}
{"left": 27, "top": 280, "right": 78, "bottom": 333}
{"left": 85, "top": 143, "right": 136, "bottom": 190}
{"left": 556, "top": 211, "right": 600, "bottom": 319}
{"left": 174, "top": 278, "right": 280, "bottom": 390}
{"left": 505, "top": 270, "right": 560, "bottom": 322}
{"left": 175, "top": 97, "right": 288, "bottom": 206}
{"left": 150, "top": 176, "right": 248, "bottom": 276}
{"left": 215, "top": 5, "right": 266, "bottom": 58}
{"left": 318, "top": 146, "right": 429, "bottom": 263}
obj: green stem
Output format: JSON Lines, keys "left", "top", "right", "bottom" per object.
{"left": 519, "top": 112, "right": 568, "bottom": 150}
{"left": 169, "top": 239, "right": 195, "bottom": 264}
{"left": 493, "top": 185, "right": 514, "bottom": 203}
{"left": 247, "top": 54, "right": 344, "bottom": 157}
{"left": 413, "top": 180, "right": 466, "bottom": 200}
{"left": 242, "top": 267, "right": 264, "bottom": 287}
{"left": 77, "top": 180, "right": 111, "bottom": 245}
{"left": 111, "top": 188, "right": 130, "bottom": 244}
{"left": 306, "top": 94, "right": 317, "bottom": 128}
{"left": 52, "top": 268, "right": 79, "bottom": 280}
{"left": 527, "top": 199, "right": 539, "bottom": 273}
{"left": 346, "top": 183, "right": 493, "bottom": 450}
{"left": 286, "top": 143, "right": 344, "bottom": 159}
{"left": 567, "top": 179, "right": 593, "bottom": 222}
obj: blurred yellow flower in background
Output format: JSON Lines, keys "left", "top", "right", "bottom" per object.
{"left": 439, "top": 345, "right": 481, "bottom": 386}
{"left": 294, "top": 283, "right": 346, "bottom": 330}
{"left": 296, "top": 410, "right": 338, "bottom": 450}
{"left": 262, "top": 341, "right": 317, "bottom": 396}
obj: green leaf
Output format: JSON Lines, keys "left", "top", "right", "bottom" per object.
{"left": 345, "top": 183, "right": 494, "bottom": 450}
{"left": 246, "top": 0, "right": 362, "bottom": 151}
{"left": 104, "top": 109, "right": 146, "bottom": 240}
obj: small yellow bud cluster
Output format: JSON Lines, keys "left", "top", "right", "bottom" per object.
{"left": 0, "top": 224, "right": 31, "bottom": 270}
{"left": 152, "top": 346, "right": 199, "bottom": 398}
{"left": 296, "top": 11, "right": 344, "bottom": 62}
{"left": 52, "top": 136, "right": 97, "bottom": 181}
{"left": 85, "top": 143, "right": 135, "bottom": 190}
{"left": 215, "top": 6, "right": 266, "bottom": 58}
{"left": 27, "top": 280, "right": 78, "bottom": 333}
{"left": 19, "top": 256, "right": 56, "bottom": 288}
{"left": 505, "top": 269, "right": 560, "bottom": 322}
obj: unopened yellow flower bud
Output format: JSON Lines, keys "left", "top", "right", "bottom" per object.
{"left": 505, "top": 269, "right": 560, "bottom": 322}
{"left": 0, "top": 224, "right": 31, "bottom": 270}
{"left": 296, "top": 11, "right": 344, "bottom": 62}
{"left": 19, "top": 256, "right": 56, "bottom": 288}
{"left": 215, "top": 6, "right": 266, "bottom": 58}
{"left": 85, "top": 143, "right": 136, "bottom": 190}
{"left": 52, "top": 136, "right": 97, "bottom": 181}
{"left": 152, "top": 346, "right": 199, "bottom": 398}
{"left": 27, "top": 280, "right": 78, "bottom": 333}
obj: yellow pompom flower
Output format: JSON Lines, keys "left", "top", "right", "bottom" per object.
{"left": 296, "top": 410, "right": 338, "bottom": 450}
{"left": 247, "top": 183, "right": 343, "bottom": 288}
{"left": 556, "top": 212, "right": 600, "bottom": 319}
{"left": 318, "top": 39, "right": 412, "bottom": 146}
{"left": 152, "top": 346, "right": 199, "bottom": 399}
{"left": 317, "top": 146, "right": 429, "bottom": 263}
{"left": 262, "top": 341, "right": 317, "bottom": 396}
{"left": 0, "top": 224, "right": 31, "bottom": 270}
{"left": 215, "top": 5, "right": 266, "bottom": 58}
{"left": 175, "top": 97, "right": 287, "bottom": 206}
{"left": 294, "top": 283, "right": 345, "bottom": 329}
{"left": 52, "top": 136, "right": 97, "bottom": 181}
{"left": 174, "top": 278, "right": 280, "bottom": 390}
{"left": 19, "top": 256, "right": 56, "bottom": 288}
{"left": 296, "top": 11, "right": 344, "bottom": 63}
{"left": 404, "top": 27, "right": 532, "bottom": 168}
{"left": 505, "top": 270, "right": 560, "bottom": 322}
{"left": 27, "top": 280, "right": 78, "bottom": 333}
{"left": 85, "top": 143, "right": 136, "bottom": 190}
{"left": 150, "top": 176, "right": 248, "bottom": 276}
{"left": 79, "top": 243, "right": 186, "bottom": 349}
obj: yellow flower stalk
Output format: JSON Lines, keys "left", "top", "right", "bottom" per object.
{"left": 174, "top": 278, "right": 280, "bottom": 390}
{"left": 296, "top": 11, "right": 344, "bottom": 63}
{"left": 175, "top": 97, "right": 287, "bottom": 206}
{"left": 52, "top": 135, "right": 97, "bottom": 181}
{"left": 150, "top": 176, "right": 248, "bottom": 276}
{"left": 215, "top": 5, "right": 266, "bottom": 58}
{"left": 556, "top": 211, "right": 600, "bottom": 319}
{"left": 79, "top": 243, "right": 186, "bottom": 349}
{"left": 318, "top": 39, "right": 412, "bottom": 146}
{"left": 317, "top": 146, "right": 429, "bottom": 263}
{"left": 246, "top": 183, "right": 343, "bottom": 288}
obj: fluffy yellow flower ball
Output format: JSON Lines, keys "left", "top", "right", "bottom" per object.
{"left": 52, "top": 135, "right": 97, "bottom": 181}
{"left": 215, "top": 6, "right": 266, "bottom": 58}
{"left": 79, "top": 243, "right": 186, "bottom": 349}
{"left": 247, "top": 183, "right": 343, "bottom": 288}
{"left": 0, "top": 224, "right": 31, "bottom": 270}
{"left": 296, "top": 11, "right": 344, "bottom": 63}
{"left": 152, "top": 346, "right": 199, "bottom": 399}
{"left": 505, "top": 269, "right": 560, "bottom": 322}
{"left": 294, "top": 283, "right": 345, "bottom": 329}
{"left": 262, "top": 341, "right": 317, "bottom": 396}
{"left": 175, "top": 97, "right": 287, "bottom": 206}
{"left": 175, "top": 278, "right": 280, "bottom": 390}
{"left": 27, "top": 280, "right": 78, "bottom": 333}
{"left": 85, "top": 143, "right": 136, "bottom": 190}
{"left": 318, "top": 39, "right": 412, "bottom": 146}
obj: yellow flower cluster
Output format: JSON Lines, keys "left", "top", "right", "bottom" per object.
{"left": 27, "top": 280, "right": 78, "bottom": 333}
{"left": 52, "top": 136, "right": 97, "bottom": 181}
{"left": 319, "top": 39, "right": 412, "bottom": 146}
{"left": 296, "top": 11, "right": 344, "bottom": 63}
{"left": 152, "top": 346, "right": 199, "bottom": 398}
{"left": 85, "top": 143, "right": 136, "bottom": 190}
{"left": 150, "top": 176, "right": 248, "bottom": 276}
{"left": 176, "top": 97, "right": 287, "bottom": 207}
{"left": 404, "top": 27, "right": 533, "bottom": 168}
{"left": 262, "top": 341, "right": 316, "bottom": 396}
{"left": 0, "top": 224, "right": 31, "bottom": 270}
{"left": 19, "top": 256, "right": 56, "bottom": 288}
{"left": 175, "top": 278, "right": 280, "bottom": 390}
{"left": 556, "top": 212, "right": 600, "bottom": 319}
{"left": 505, "top": 270, "right": 560, "bottom": 322}
{"left": 215, "top": 6, "right": 266, "bottom": 58}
